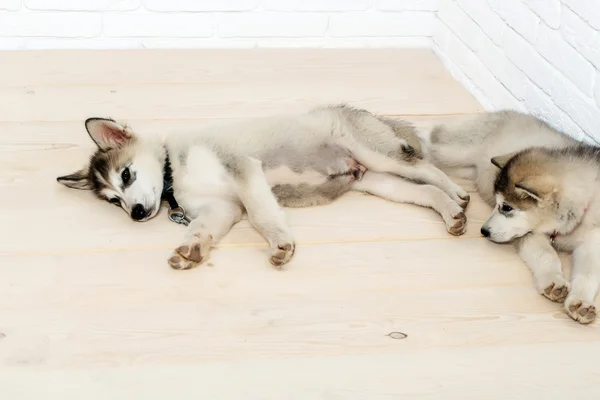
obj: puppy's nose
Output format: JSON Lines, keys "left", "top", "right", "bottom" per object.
{"left": 132, "top": 204, "right": 147, "bottom": 221}
{"left": 480, "top": 227, "right": 491, "bottom": 237}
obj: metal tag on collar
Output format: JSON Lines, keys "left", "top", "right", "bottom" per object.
{"left": 168, "top": 206, "right": 190, "bottom": 226}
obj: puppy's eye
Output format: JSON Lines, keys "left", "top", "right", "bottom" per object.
{"left": 109, "top": 198, "right": 120, "bottom": 205}
{"left": 121, "top": 167, "right": 131, "bottom": 184}
{"left": 500, "top": 203, "right": 513, "bottom": 213}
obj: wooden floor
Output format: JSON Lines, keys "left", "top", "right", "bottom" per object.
{"left": 1, "top": 49, "right": 598, "bottom": 398}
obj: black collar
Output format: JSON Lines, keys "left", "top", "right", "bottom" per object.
{"left": 161, "top": 152, "right": 190, "bottom": 226}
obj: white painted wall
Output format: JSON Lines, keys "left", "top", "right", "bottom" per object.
{"left": 433, "top": 0, "right": 600, "bottom": 144}
{"left": 0, "top": 0, "right": 438, "bottom": 49}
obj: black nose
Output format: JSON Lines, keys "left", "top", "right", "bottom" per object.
{"left": 481, "top": 227, "right": 490, "bottom": 237}
{"left": 132, "top": 204, "right": 147, "bottom": 221}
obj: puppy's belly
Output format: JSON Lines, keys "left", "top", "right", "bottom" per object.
{"left": 264, "top": 165, "right": 328, "bottom": 187}
{"left": 265, "top": 160, "right": 366, "bottom": 208}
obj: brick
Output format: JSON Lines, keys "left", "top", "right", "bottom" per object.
{"left": 25, "top": 0, "right": 139, "bottom": 11}
{"left": 500, "top": 0, "right": 539, "bottom": 43}
{"left": 0, "top": 0, "right": 20, "bottom": 11}
{"left": 562, "top": 0, "right": 600, "bottom": 30}
{"left": 218, "top": 12, "right": 327, "bottom": 38}
{"left": 263, "top": 0, "right": 372, "bottom": 11}
{"left": 553, "top": 73, "right": 600, "bottom": 140}
{"left": 25, "top": 38, "right": 141, "bottom": 49}
{"left": 561, "top": 6, "right": 597, "bottom": 50}
{"left": 523, "top": 0, "right": 561, "bottom": 28}
{"left": 456, "top": 0, "right": 505, "bottom": 45}
{"left": 487, "top": 0, "right": 505, "bottom": 17}
{"left": 432, "top": 16, "right": 452, "bottom": 52}
{"left": 536, "top": 23, "right": 595, "bottom": 96}
{"left": 144, "top": 0, "right": 259, "bottom": 12}
{"left": 594, "top": 70, "right": 600, "bottom": 115}
{"left": 438, "top": 0, "right": 482, "bottom": 51}
{"left": 257, "top": 37, "right": 431, "bottom": 48}
{"left": 329, "top": 11, "right": 434, "bottom": 37}
{"left": 502, "top": 27, "right": 556, "bottom": 95}
{"left": 376, "top": 0, "right": 438, "bottom": 11}
{"left": 522, "top": 83, "right": 586, "bottom": 140}
{"left": 561, "top": 7, "right": 600, "bottom": 70}
{"left": 0, "top": 12, "right": 101, "bottom": 37}
{"left": 324, "top": 37, "right": 431, "bottom": 48}
{"left": 0, "top": 38, "right": 23, "bottom": 49}
{"left": 474, "top": 35, "right": 530, "bottom": 101}
{"left": 142, "top": 38, "right": 256, "bottom": 48}
{"left": 104, "top": 14, "right": 214, "bottom": 38}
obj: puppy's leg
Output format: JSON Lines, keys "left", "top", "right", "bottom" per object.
{"left": 350, "top": 145, "right": 470, "bottom": 209}
{"left": 353, "top": 171, "right": 466, "bottom": 236}
{"left": 168, "top": 199, "right": 243, "bottom": 270}
{"left": 516, "top": 233, "right": 569, "bottom": 302}
{"left": 234, "top": 157, "right": 296, "bottom": 268}
{"left": 565, "top": 231, "right": 600, "bottom": 324}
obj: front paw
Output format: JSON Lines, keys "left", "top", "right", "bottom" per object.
{"left": 168, "top": 234, "right": 213, "bottom": 270}
{"left": 269, "top": 242, "right": 295, "bottom": 269}
{"left": 565, "top": 296, "right": 597, "bottom": 324}
{"left": 442, "top": 201, "right": 467, "bottom": 236}
{"left": 540, "top": 277, "right": 570, "bottom": 303}
{"left": 448, "top": 186, "right": 470, "bottom": 209}
{"left": 458, "top": 193, "right": 470, "bottom": 209}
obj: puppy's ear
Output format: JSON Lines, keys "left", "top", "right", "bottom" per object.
{"left": 57, "top": 166, "right": 92, "bottom": 190}
{"left": 515, "top": 175, "right": 556, "bottom": 203}
{"left": 491, "top": 151, "right": 518, "bottom": 169}
{"left": 85, "top": 118, "right": 133, "bottom": 151}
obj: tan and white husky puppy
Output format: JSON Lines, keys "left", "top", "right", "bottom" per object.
{"left": 428, "top": 110, "right": 600, "bottom": 324}
{"left": 57, "top": 104, "right": 469, "bottom": 270}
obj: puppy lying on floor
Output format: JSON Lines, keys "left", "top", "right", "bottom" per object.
{"left": 427, "top": 110, "right": 600, "bottom": 324}
{"left": 57, "top": 104, "right": 469, "bottom": 270}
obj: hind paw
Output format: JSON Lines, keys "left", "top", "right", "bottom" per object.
{"left": 351, "top": 164, "right": 367, "bottom": 181}
{"left": 168, "top": 234, "right": 213, "bottom": 270}
{"left": 565, "top": 297, "right": 596, "bottom": 324}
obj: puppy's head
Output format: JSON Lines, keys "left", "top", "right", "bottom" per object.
{"left": 481, "top": 149, "right": 559, "bottom": 243}
{"left": 57, "top": 118, "right": 165, "bottom": 222}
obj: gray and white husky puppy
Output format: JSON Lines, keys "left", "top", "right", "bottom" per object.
{"left": 57, "top": 104, "right": 469, "bottom": 270}
{"left": 428, "top": 110, "right": 600, "bottom": 324}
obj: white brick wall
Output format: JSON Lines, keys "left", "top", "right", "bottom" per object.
{"left": 434, "top": 0, "right": 600, "bottom": 143}
{"left": 0, "top": 0, "right": 438, "bottom": 49}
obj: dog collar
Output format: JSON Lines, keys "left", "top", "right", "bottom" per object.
{"left": 549, "top": 202, "right": 591, "bottom": 244}
{"left": 161, "top": 153, "right": 190, "bottom": 226}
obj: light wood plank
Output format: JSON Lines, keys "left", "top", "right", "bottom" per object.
{"left": 1, "top": 344, "right": 598, "bottom": 399}
{"left": 0, "top": 49, "right": 474, "bottom": 87}
{"left": 0, "top": 241, "right": 593, "bottom": 371}
{"left": 0, "top": 49, "right": 482, "bottom": 122}
{"left": 0, "top": 79, "right": 480, "bottom": 122}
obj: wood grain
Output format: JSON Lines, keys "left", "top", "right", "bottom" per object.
{"left": 0, "top": 49, "right": 597, "bottom": 399}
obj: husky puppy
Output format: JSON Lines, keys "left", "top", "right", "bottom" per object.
{"left": 57, "top": 104, "right": 469, "bottom": 270}
{"left": 427, "top": 110, "right": 600, "bottom": 324}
